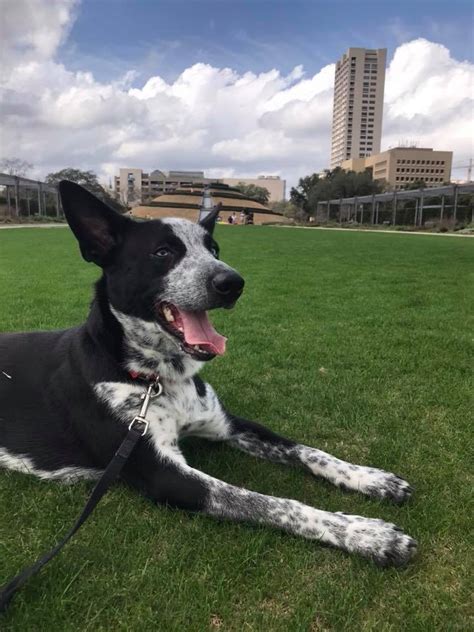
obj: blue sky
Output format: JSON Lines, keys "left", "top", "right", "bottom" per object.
{"left": 64, "top": 0, "right": 474, "bottom": 83}
{"left": 2, "top": 0, "right": 473, "bottom": 184}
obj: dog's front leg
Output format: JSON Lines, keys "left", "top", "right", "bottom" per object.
{"left": 146, "top": 457, "right": 416, "bottom": 567}
{"left": 225, "top": 415, "right": 412, "bottom": 504}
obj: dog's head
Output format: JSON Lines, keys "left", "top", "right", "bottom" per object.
{"left": 59, "top": 181, "right": 244, "bottom": 362}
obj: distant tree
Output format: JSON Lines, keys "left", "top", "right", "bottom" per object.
{"left": 269, "top": 200, "right": 299, "bottom": 219}
{"left": 121, "top": 183, "right": 142, "bottom": 208}
{"left": 46, "top": 168, "right": 103, "bottom": 193}
{"left": 45, "top": 168, "right": 126, "bottom": 213}
{"left": 291, "top": 168, "right": 384, "bottom": 220}
{"left": 0, "top": 158, "right": 34, "bottom": 177}
{"left": 290, "top": 173, "right": 321, "bottom": 218}
{"left": 235, "top": 182, "right": 270, "bottom": 205}
{"left": 401, "top": 179, "right": 426, "bottom": 190}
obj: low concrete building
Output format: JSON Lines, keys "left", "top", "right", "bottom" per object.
{"left": 114, "top": 169, "right": 213, "bottom": 206}
{"left": 132, "top": 183, "right": 287, "bottom": 225}
{"left": 341, "top": 147, "right": 453, "bottom": 189}
{"left": 221, "top": 176, "right": 286, "bottom": 202}
{"left": 114, "top": 170, "right": 286, "bottom": 206}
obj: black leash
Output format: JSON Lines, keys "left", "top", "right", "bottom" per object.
{"left": 0, "top": 375, "right": 162, "bottom": 614}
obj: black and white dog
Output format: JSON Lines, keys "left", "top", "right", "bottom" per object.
{"left": 0, "top": 181, "right": 417, "bottom": 567}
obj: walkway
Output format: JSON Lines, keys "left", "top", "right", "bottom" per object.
{"left": 272, "top": 225, "right": 473, "bottom": 238}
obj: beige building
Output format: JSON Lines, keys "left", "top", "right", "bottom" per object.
{"left": 114, "top": 170, "right": 286, "bottom": 206}
{"left": 341, "top": 147, "right": 453, "bottom": 189}
{"left": 222, "top": 176, "right": 285, "bottom": 202}
{"left": 114, "top": 169, "right": 213, "bottom": 206}
{"left": 331, "top": 47, "right": 387, "bottom": 169}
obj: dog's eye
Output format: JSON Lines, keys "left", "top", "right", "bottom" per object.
{"left": 154, "top": 247, "right": 171, "bottom": 258}
{"left": 210, "top": 246, "right": 219, "bottom": 259}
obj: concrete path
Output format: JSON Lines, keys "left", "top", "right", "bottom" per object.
{"left": 1, "top": 223, "right": 472, "bottom": 238}
{"left": 272, "top": 225, "right": 473, "bottom": 238}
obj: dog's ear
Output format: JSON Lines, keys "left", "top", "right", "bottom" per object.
{"left": 199, "top": 204, "right": 221, "bottom": 235}
{"left": 59, "top": 181, "right": 130, "bottom": 266}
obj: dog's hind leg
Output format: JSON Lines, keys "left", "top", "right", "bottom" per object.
{"left": 141, "top": 456, "right": 416, "bottom": 567}
{"left": 223, "top": 415, "right": 412, "bottom": 504}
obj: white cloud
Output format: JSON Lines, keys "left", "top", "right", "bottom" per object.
{"left": 382, "top": 39, "right": 474, "bottom": 164}
{"left": 385, "top": 38, "right": 472, "bottom": 117}
{"left": 1, "top": 1, "right": 472, "bottom": 190}
{"left": 0, "top": 0, "right": 78, "bottom": 81}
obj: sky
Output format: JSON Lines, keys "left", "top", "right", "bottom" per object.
{"left": 1, "top": 0, "right": 473, "bottom": 189}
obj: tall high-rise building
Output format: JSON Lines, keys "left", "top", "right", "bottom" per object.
{"left": 330, "top": 48, "right": 387, "bottom": 169}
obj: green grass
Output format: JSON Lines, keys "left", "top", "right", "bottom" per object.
{"left": 0, "top": 226, "right": 472, "bottom": 631}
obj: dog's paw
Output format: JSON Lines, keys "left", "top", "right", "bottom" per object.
{"left": 361, "top": 469, "right": 413, "bottom": 504}
{"left": 343, "top": 515, "right": 417, "bottom": 567}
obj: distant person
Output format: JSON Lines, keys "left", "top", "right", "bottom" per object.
{"left": 240, "top": 211, "right": 245, "bottom": 224}
{"left": 227, "top": 214, "right": 233, "bottom": 224}
{"left": 232, "top": 212, "right": 237, "bottom": 224}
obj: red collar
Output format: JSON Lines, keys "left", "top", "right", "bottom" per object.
{"left": 128, "top": 370, "right": 159, "bottom": 383}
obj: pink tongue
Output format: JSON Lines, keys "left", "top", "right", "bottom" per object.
{"left": 178, "top": 310, "right": 227, "bottom": 355}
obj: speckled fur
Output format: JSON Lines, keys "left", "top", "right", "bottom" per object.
{"left": 94, "top": 371, "right": 416, "bottom": 566}
{"left": 160, "top": 218, "right": 237, "bottom": 312}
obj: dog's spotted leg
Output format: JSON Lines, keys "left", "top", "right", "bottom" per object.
{"left": 145, "top": 457, "right": 416, "bottom": 567}
{"left": 225, "top": 416, "right": 412, "bottom": 504}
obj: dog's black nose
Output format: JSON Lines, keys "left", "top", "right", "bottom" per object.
{"left": 212, "top": 271, "right": 245, "bottom": 301}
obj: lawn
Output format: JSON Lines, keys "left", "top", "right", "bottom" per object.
{"left": 0, "top": 226, "right": 472, "bottom": 631}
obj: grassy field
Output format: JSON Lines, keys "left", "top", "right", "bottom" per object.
{"left": 0, "top": 226, "right": 472, "bottom": 631}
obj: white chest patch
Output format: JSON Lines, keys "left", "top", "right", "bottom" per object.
{"left": 94, "top": 378, "right": 230, "bottom": 463}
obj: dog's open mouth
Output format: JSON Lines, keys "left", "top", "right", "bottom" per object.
{"left": 156, "top": 302, "right": 227, "bottom": 361}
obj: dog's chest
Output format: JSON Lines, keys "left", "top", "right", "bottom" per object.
{"left": 94, "top": 378, "right": 227, "bottom": 440}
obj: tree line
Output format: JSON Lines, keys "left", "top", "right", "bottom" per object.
{"left": 2, "top": 157, "right": 453, "bottom": 221}
{"left": 0, "top": 159, "right": 124, "bottom": 213}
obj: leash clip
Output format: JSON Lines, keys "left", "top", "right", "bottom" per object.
{"left": 131, "top": 375, "right": 162, "bottom": 437}
{"left": 151, "top": 376, "right": 163, "bottom": 398}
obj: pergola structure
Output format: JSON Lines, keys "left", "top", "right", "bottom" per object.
{"left": 316, "top": 183, "right": 474, "bottom": 227}
{"left": 0, "top": 173, "right": 61, "bottom": 218}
